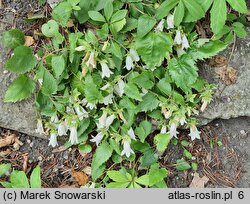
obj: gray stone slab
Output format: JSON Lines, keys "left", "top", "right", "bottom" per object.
{"left": 0, "top": 0, "right": 46, "bottom": 138}
{"left": 198, "top": 28, "right": 250, "bottom": 125}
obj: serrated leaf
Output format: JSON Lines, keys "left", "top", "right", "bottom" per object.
{"left": 107, "top": 171, "right": 130, "bottom": 183}
{"left": 149, "top": 164, "right": 168, "bottom": 186}
{"left": 137, "top": 93, "right": 159, "bottom": 112}
{"left": 41, "top": 68, "right": 58, "bottom": 96}
{"left": 157, "top": 77, "right": 172, "bottom": 96}
{"left": 182, "top": 0, "right": 205, "bottom": 21}
{"left": 176, "top": 159, "right": 191, "bottom": 171}
{"left": 156, "top": 0, "right": 179, "bottom": 20}
{"left": 30, "top": 166, "right": 41, "bottom": 188}
{"left": 5, "top": 46, "right": 37, "bottom": 73}
{"left": 52, "top": 2, "right": 72, "bottom": 26}
{"left": 124, "top": 83, "right": 142, "bottom": 101}
{"left": 91, "top": 141, "right": 113, "bottom": 180}
{"left": 190, "top": 40, "right": 228, "bottom": 61}
{"left": 135, "top": 120, "right": 152, "bottom": 143}
{"left": 3, "top": 29, "right": 25, "bottom": 49}
{"left": 135, "top": 175, "right": 149, "bottom": 186}
{"left": 226, "top": 0, "right": 247, "bottom": 14}
{"left": 168, "top": 55, "right": 198, "bottom": 92}
{"left": 111, "top": 10, "right": 127, "bottom": 23}
{"left": 0, "top": 163, "right": 12, "bottom": 177}
{"left": 137, "top": 14, "right": 157, "bottom": 38}
{"left": 110, "top": 19, "right": 127, "bottom": 33}
{"left": 210, "top": 0, "right": 227, "bottom": 34}
{"left": 132, "top": 71, "right": 154, "bottom": 89}
{"left": 88, "top": 10, "right": 106, "bottom": 22}
{"left": 154, "top": 133, "right": 171, "bottom": 152}
{"left": 10, "top": 170, "right": 30, "bottom": 188}
{"left": 84, "top": 74, "right": 103, "bottom": 104}
{"left": 174, "top": 0, "right": 185, "bottom": 26}
{"left": 4, "top": 75, "right": 35, "bottom": 103}
{"left": 140, "top": 149, "right": 158, "bottom": 167}
{"left": 52, "top": 55, "right": 65, "bottom": 78}
{"left": 136, "top": 32, "right": 173, "bottom": 68}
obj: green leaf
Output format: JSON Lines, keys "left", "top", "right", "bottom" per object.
{"left": 30, "top": 166, "right": 41, "bottom": 188}
{"left": 137, "top": 93, "right": 160, "bottom": 112}
{"left": 156, "top": 0, "right": 179, "bottom": 20}
{"left": 132, "top": 71, "right": 154, "bottom": 89}
{"left": 227, "top": 0, "right": 247, "bottom": 14}
{"left": 0, "top": 163, "right": 11, "bottom": 177}
{"left": 5, "top": 46, "right": 37, "bottom": 73}
{"left": 91, "top": 141, "right": 113, "bottom": 180}
{"left": 52, "top": 55, "right": 65, "bottom": 78}
{"left": 52, "top": 2, "right": 72, "bottom": 26}
{"left": 157, "top": 77, "right": 172, "bottom": 96}
{"left": 10, "top": 170, "right": 30, "bottom": 188}
{"left": 137, "top": 14, "right": 157, "bottom": 38}
{"left": 107, "top": 171, "right": 130, "bottom": 183}
{"left": 0, "top": 182, "right": 12, "bottom": 188}
{"left": 111, "top": 10, "right": 127, "bottom": 23}
{"left": 182, "top": 0, "right": 205, "bottom": 21}
{"left": 135, "top": 120, "right": 152, "bottom": 143}
{"left": 183, "top": 149, "right": 193, "bottom": 159}
{"left": 3, "top": 29, "right": 25, "bottom": 49}
{"left": 191, "top": 162, "right": 198, "bottom": 171}
{"left": 88, "top": 10, "right": 106, "bottom": 22}
{"left": 110, "top": 19, "right": 127, "bottom": 33}
{"left": 176, "top": 159, "right": 191, "bottom": 171}
{"left": 233, "top": 22, "right": 247, "bottom": 38}
{"left": 168, "top": 55, "right": 198, "bottom": 92}
{"left": 41, "top": 68, "right": 58, "bottom": 96}
{"left": 149, "top": 164, "right": 168, "bottom": 186}
{"left": 84, "top": 74, "right": 103, "bottom": 104}
{"left": 190, "top": 40, "right": 228, "bottom": 61}
{"left": 210, "top": 0, "right": 227, "bottom": 34}
{"left": 136, "top": 32, "right": 173, "bottom": 68}
{"left": 78, "top": 144, "right": 92, "bottom": 154}
{"left": 154, "top": 133, "right": 171, "bottom": 152}
{"left": 174, "top": 0, "right": 185, "bottom": 26}
{"left": 41, "top": 20, "right": 59, "bottom": 37}
{"left": 135, "top": 175, "right": 149, "bottom": 186}
{"left": 140, "top": 149, "right": 158, "bottom": 167}
{"left": 104, "top": 2, "right": 113, "bottom": 21}
{"left": 124, "top": 83, "right": 142, "bottom": 101}
{"left": 4, "top": 75, "right": 35, "bottom": 103}
{"left": 106, "top": 182, "right": 130, "bottom": 188}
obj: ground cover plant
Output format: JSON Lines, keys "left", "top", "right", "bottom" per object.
{"left": 2, "top": 0, "right": 248, "bottom": 187}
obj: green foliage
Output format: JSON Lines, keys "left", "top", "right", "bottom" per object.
{"left": 4, "top": 75, "right": 35, "bottom": 102}
{"left": 0, "top": 163, "right": 12, "bottom": 177}
{"left": 3, "top": 29, "right": 25, "bottom": 49}
{"left": 2, "top": 0, "right": 248, "bottom": 188}
{"left": 0, "top": 165, "right": 41, "bottom": 188}
{"left": 5, "top": 46, "right": 37, "bottom": 73}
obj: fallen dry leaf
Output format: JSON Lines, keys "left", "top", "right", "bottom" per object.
{"left": 72, "top": 171, "right": 89, "bottom": 186}
{"left": 209, "top": 55, "right": 227, "bottom": 67}
{"left": 215, "top": 66, "right": 238, "bottom": 85}
{"left": 190, "top": 172, "right": 209, "bottom": 188}
{"left": 0, "top": 134, "right": 16, "bottom": 148}
{"left": 24, "top": 36, "right": 35, "bottom": 47}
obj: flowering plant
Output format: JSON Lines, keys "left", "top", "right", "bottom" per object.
{"left": 3, "top": 0, "right": 248, "bottom": 187}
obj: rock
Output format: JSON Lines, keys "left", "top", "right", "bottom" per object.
{"left": 198, "top": 29, "right": 250, "bottom": 125}
{"left": 0, "top": 0, "right": 46, "bottom": 139}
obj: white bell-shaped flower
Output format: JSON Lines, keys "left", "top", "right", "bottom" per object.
{"left": 168, "top": 122, "right": 179, "bottom": 138}
{"left": 125, "top": 55, "right": 134, "bottom": 70}
{"left": 101, "top": 62, "right": 113, "bottom": 78}
{"left": 188, "top": 126, "right": 201, "bottom": 140}
{"left": 128, "top": 128, "right": 136, "bottom": 140}
{"left": 121, "top": 141, "right": 134, "bottom": 158}
{"left": 90, "top": 132, "right": 104, "bottom": 146}
{"left": 69, "top": 125, "right": 78, "bottom": 145}
{"left": 114, "top": 79, "right": 125, "bottom": 97}
{"left": 167, "top": 14, "right": 174, "bottom": 29}
{"left": 130, "top": 49, "right": 140, "bottom": 62}
{"left": 174, "top": 30, "right": 182, "bottom": 45}
{"left": 58, "top": 121, "right": 68, "bottom": 136}
{"left": 49, "top": 132, "right": 58, "bottom": 147}
{"left": 155, "top": 19, "right": 165, "bottom": 32}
